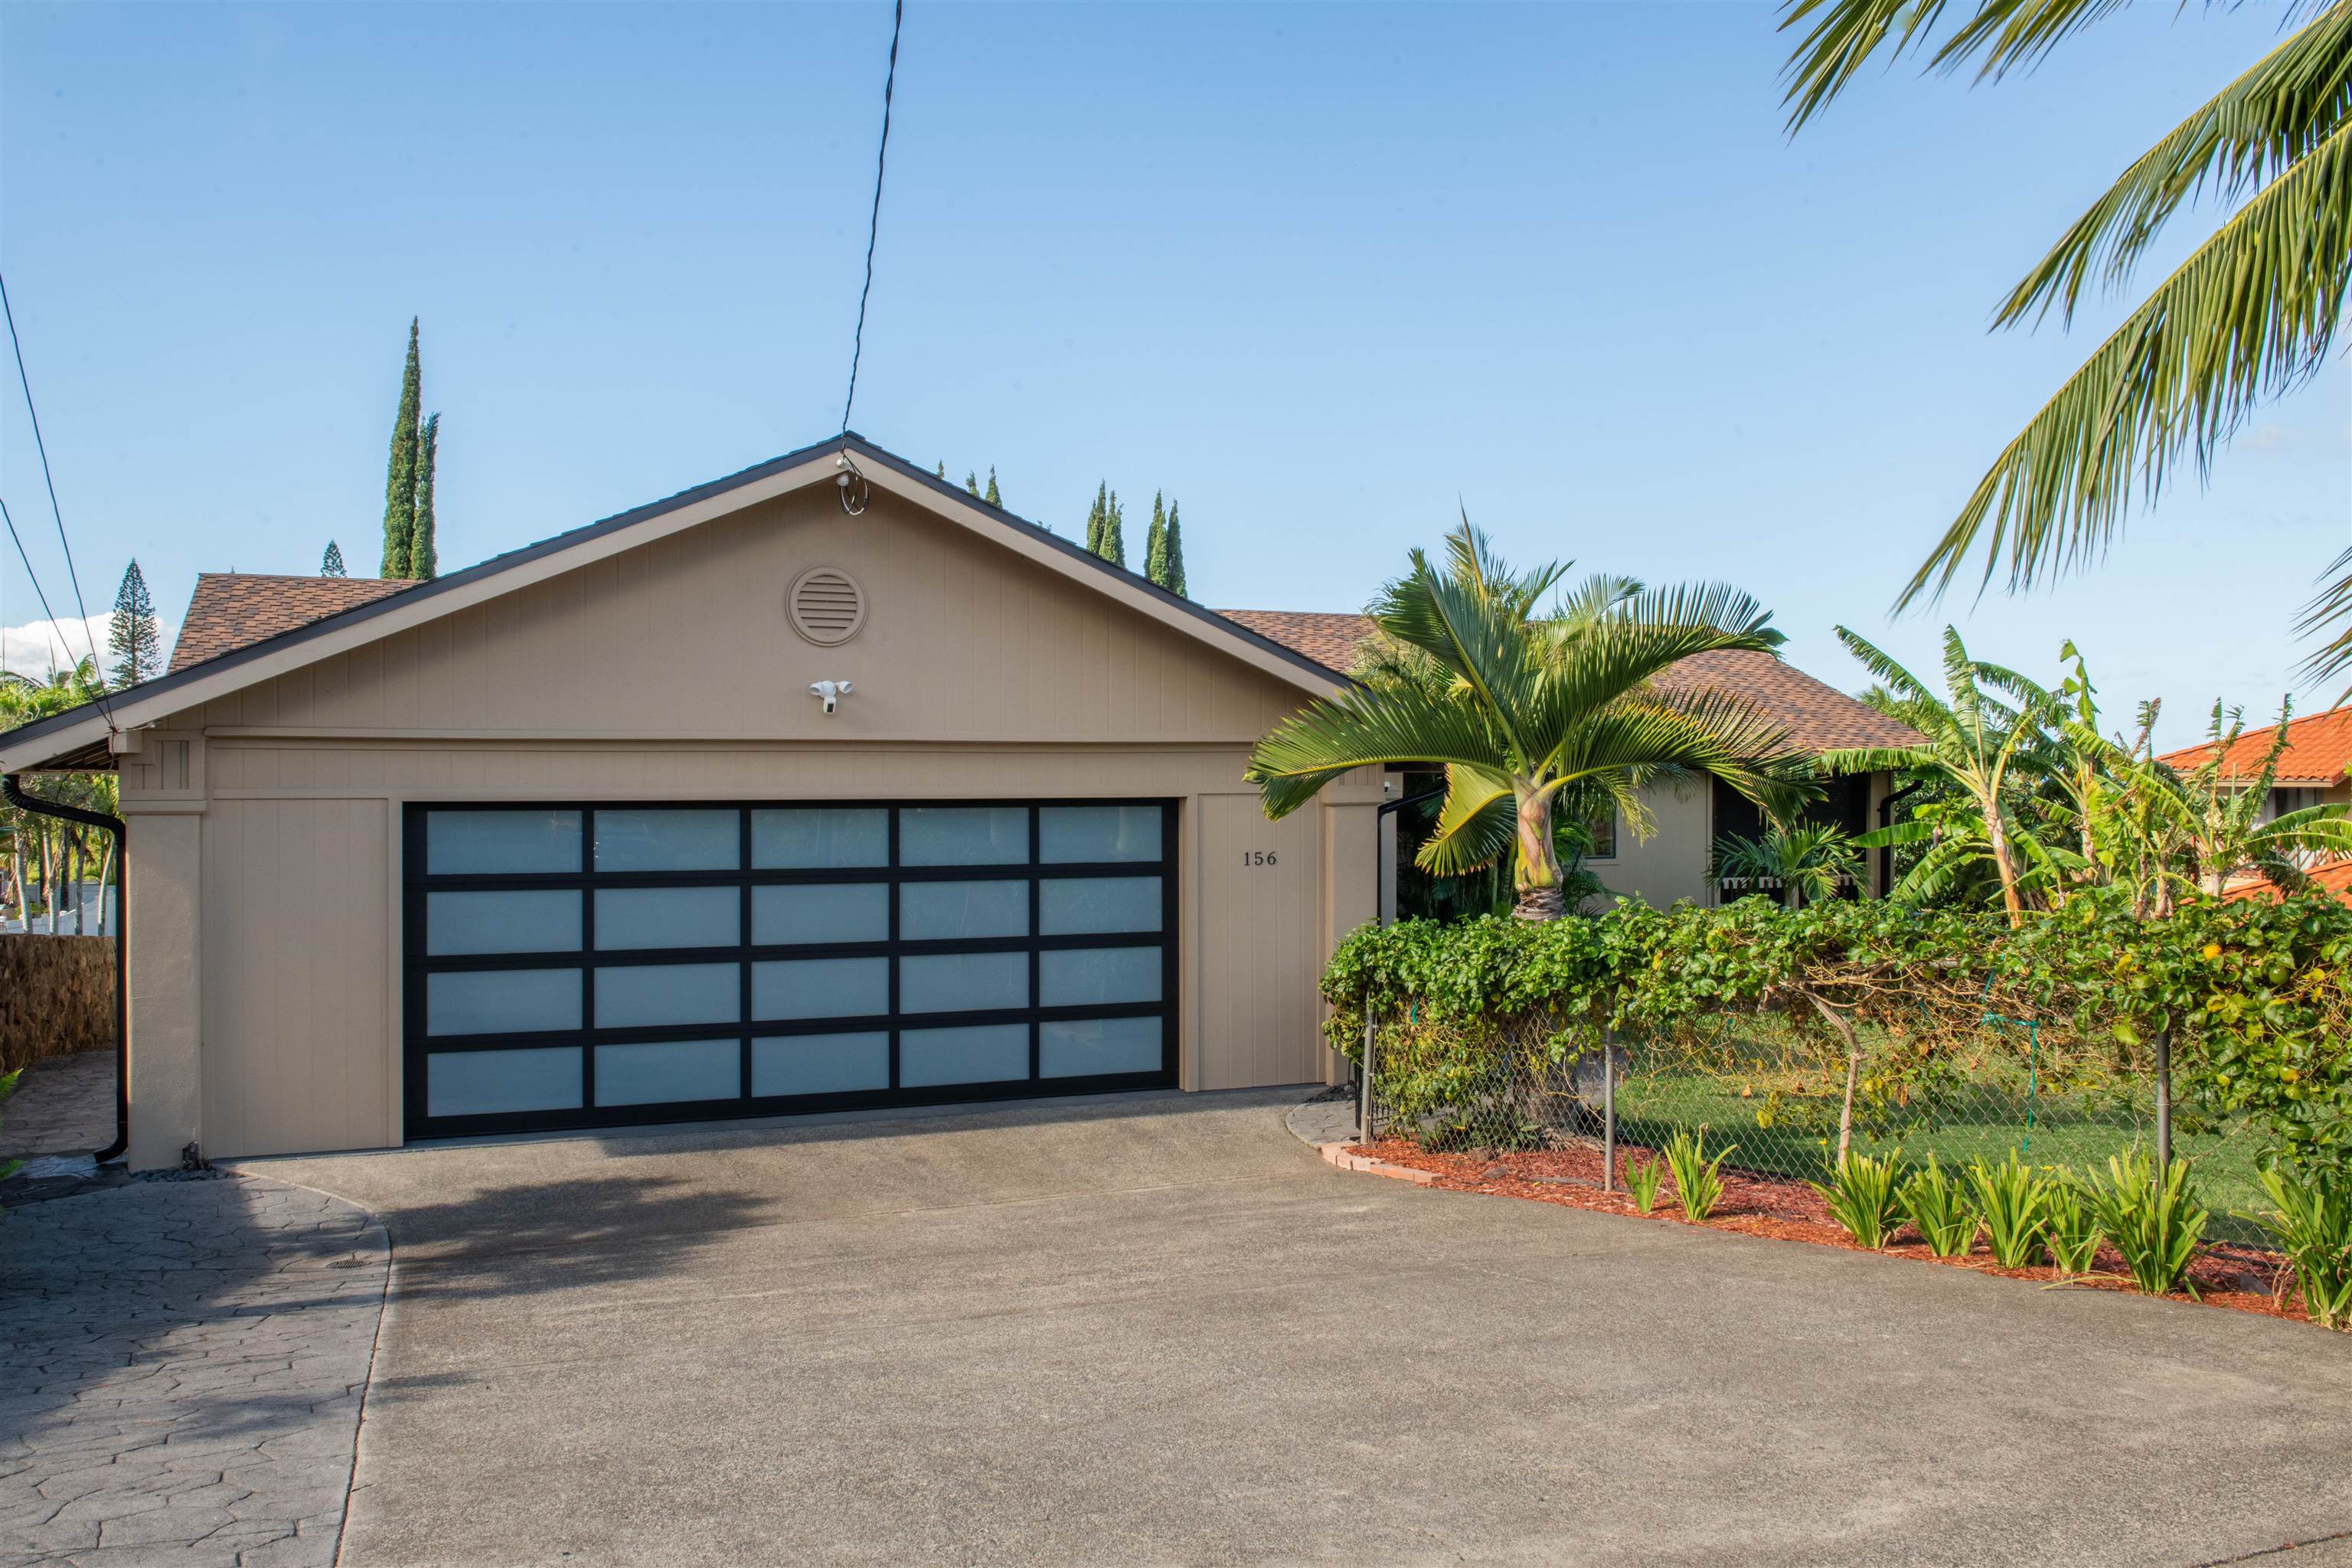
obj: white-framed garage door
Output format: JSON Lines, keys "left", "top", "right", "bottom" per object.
{"left": 401, "top": 799, "right": 1178, "bottom": 1138}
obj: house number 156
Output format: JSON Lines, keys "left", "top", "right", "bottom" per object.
{"left": 1241, "top": 850, "right": 1278, "bottom": 866}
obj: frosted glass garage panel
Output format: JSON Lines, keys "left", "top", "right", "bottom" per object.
{"left": 900, "top": 880, "right": 1027, "bottom": 941}
{"left": 594, "top": 963, "right": 740, "bottom": 1028}
{"left": 427, "top": 1047, "right": 582, "bottom": 1116}
{"left": 593, "top": 809, "right": 740, "bottom": 872}
{"left": 900, "top": 952, "right": 1027, "bottom": 1013}
{"left": 426, "top": 890, "right": 582, "bottom": 956}
{"left": 1040, "top": 946, "right": 1162, "bottom": 1007}
{"left": 899, "top": 807, "right": 1027, "bottom": 866}
{"left": 753, "top": 1032, "right": 890, "bottom": 1096}
{"left": 426, "top": 969, "right": 581, "bottom": 1036}
{"left": 1040, "top": 1017, "right": 1161, "bottom": 1078}
{"left": 752, "top": 884, "right": 889, "bottom": 946}
{"left": 751, "top": 808, "right": 888, "bottom": 869}
{"left": 1038, "top": 877, "right": 1161, "bottom": 936}
{"left": 900, "top": 1024, "right": 1028, "bottom": 1087}
{"left": 1039, "top": 805, "right": 1161, "bottom": 864}
{"left": 594, "top": 887, "right": 740, "bottom": 950}
{"left": 594, "top": 1040, "right": 740, "bottom": 1106}
{"left": 753, "top": 957, "right": 889, "bottom": 1020}
{"left": 426, "top": 810, "right": 581, "bottom": 875}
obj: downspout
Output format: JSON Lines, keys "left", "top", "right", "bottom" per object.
{"left": 4, "top": 773, "right": 128, "bottom": 1164}
{"left": 1877, "top": 776, "right": 1925, "bottom": 900}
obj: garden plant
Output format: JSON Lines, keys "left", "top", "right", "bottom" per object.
{"left": 2244, "top": 1165, "right": 2352, "bottom": 1331}
{"left": 1899, "top": 1155, "right": 1980, "bottom": 1259}
{"left": 1662, "top": 1129, "right": 1733, "bottom": 1223}
{"left": 1967, "top": 1155, "right": 2056, "bottom": 1270}
{"left": 2084, "top": 1153, "right": 2210, "bottom": 1298}
{"left": 1624, "top": 1152, "right": 1665, "bottom": 1216}
{"left": 2041, "top": 1177, "right": 2104, "bottom": 1278}
{"left": 1814, "top": 1151, "right": 1906, "bottom": 1251}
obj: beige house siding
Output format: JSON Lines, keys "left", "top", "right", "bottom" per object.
{"left": 116, "top": 486, "right": 1377, "bottom": 1164}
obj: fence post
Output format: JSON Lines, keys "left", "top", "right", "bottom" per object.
{"left": 2154, "top": 1025, "right": 2172, "bottom": 1174}
{"left": 1358, "top": 995, "right": 1376, "bottom": 1145}
{"left": 1601, "top": 1027, "right": 1616, "bottom": 1193}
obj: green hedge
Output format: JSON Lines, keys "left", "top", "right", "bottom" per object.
{"left": 1321, "top": 889, "right": 2352, "bottom": 1177}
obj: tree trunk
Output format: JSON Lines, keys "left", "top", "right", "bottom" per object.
{"left": 42, "top": 821, "right": 56, "bottom": 935}
{"left": 1511, "top": 784, "right": 1564, "bottom": 922}
{"left": 1809, "top": 993, "right": 1864, "bottom": 1167}
{"left": 94, "top": 834, "right": 116, "bottom": 937}
{"left": 1983, "top": 805, "right": 2025, "bottom": 928}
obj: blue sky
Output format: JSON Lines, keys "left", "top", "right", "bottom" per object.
{"left": 3, "top": 1, "right": 2344, "bottom": 750}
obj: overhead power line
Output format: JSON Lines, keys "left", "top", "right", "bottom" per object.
{"left": 0, "top": 270, "right": 113, "bottom": 720}
{"left": 839, "top": 0, "right": 905, "bottom": 436}
{"left": 0, "top": 495, "right": 76, "bottom": 681}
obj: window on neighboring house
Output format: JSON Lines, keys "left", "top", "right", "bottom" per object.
{"left": 2271, "top": 786, "right": 2326, "bottom": 819}
{"left": 1584, "top": 807, "right": 1617, "bottom": 861}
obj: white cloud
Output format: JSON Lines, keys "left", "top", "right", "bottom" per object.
{"left": 2, "top": 613, "right": 116, "bottom": 682}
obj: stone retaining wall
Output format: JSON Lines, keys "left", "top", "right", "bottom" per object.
{"left": 0, "top": 936, "right": 116, "bottom": 1073}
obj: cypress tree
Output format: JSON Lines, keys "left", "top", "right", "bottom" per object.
{"left": 321, "top": 541, "right": 347, "bottom": 577}
{"left": 410, "top": 413, "right": 440, "bottom": 580}
{"left": 1162, "top": 500, "right": 1188, "bottom": 598}
{"left": 106, "top": 560, "right": 160, "bottom": 688}
{"left": 936, "top": 460, "right": 947, "bottom": 479}
{"left": 1084, "top": 482, "right": 1109, "bottom": 555}
{"left": 984, "top": 468, "right": 1001, "bottom": 508}
{"left": 966, "top": 471, "right": 982, "bottom": 496}
{"left": 381, "top": 318, "right": 420, "bottom": 578}
{"left": 1144, "top": 492, "right": 1170, "bottom": 588}
{"left": 1100, "top": 489, "right": 1125, "bottom": 567}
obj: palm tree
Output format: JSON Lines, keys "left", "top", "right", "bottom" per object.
{"left": 1245, "top": 522, "right": 1809, "bottom": 921}
{"left": 1712, "top": 818, "right": 1860, "bottom": 910}
{"left": 1824, "top": 628, "right": 2059, "bottom": 926}
{"left": 1781, "top": 0, "right": 2352, "bottom": 681}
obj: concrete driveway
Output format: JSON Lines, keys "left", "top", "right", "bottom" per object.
{"left": 250, "top": 1090, "right": 2352, "bottom": 1568}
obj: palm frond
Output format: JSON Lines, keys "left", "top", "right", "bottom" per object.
{"left": 1900, "top": 116, "right": 2352, "bottom": 612}
{"left": 1416, "top": 773, "right": 1518, "bottom": 877}
{"left": 1245, "top": 682, "right": 1509, "bottom": 819}
{"left": 1998, "top": 2, "right": 2352, "bottom": 327}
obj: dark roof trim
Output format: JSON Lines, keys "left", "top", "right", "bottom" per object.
{"left": 1, "top": 432, "right": 1346, "bottom": 764}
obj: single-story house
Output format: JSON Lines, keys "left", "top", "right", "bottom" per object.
{"left": 2160, "top": 704, "right": 2352, "bottom": 907}
{"left": 0, "top": 436, "right": 1906, "bottom": 1167}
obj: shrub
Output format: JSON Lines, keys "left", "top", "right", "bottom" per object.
{"left": 2083, "top": 1152, "right": 2209, "bottom": 1297}
{"left": 1663, "top": 1128, "right": 1733, "bottom": 1223}
{"left": 2042, "top": 1174, "right": 2103, "bottom": 1276}
{"left": 2243, "top": 1165, "right": 2352, "bottom": 1331}
{"left": 1966, "top": 1155, "right": 2054, "bottom": 1269}
{"left": 1900, "top": 1154, "right": 1980, "bottom": 1258}
{"left": 1624, "top": 1153, "right": 1665, "bottom": 1215}
{"left": 1811, "top": 1150, "right": 1906, "bottom": 1250}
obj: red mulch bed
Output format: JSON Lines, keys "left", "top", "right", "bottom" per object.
{"left": 1346, "top": 1138, "right": 2327, "bottom": 1328}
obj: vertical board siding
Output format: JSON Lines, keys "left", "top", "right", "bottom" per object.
{"left": 1195, "top": 794, "right": 1324, "bottom": 1090}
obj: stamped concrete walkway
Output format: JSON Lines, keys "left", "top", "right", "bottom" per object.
{"left": 1, "top": 1177, "right": 390, "bottom": 1568}
{"left": 247, "top": 1089, "right": 2351, "bottom": 1568}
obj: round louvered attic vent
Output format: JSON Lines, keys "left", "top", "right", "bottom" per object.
{"left": 787, "top": 566, "right": 867, "bottom": 646}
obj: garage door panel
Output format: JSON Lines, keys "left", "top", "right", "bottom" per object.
{"left": 403, "top": 799, "right": 1178, "bottom": 1137}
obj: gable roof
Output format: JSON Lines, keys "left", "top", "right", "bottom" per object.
{"left": 0, "top": 433, "right": 1344, "bottom": 772}
{"left": 1213, "top": 609, "right": 1921, "bottom": 754}
{"left": 2157, "top": 706, "right": 2352, "bottom": 787}
{"left": 168, "top": 573, "right": 418, "bottom": 674}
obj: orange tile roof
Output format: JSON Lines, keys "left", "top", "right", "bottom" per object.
{"left": 166, "top": 573, "right": 419, "bottom": 674}
{"left": 1214, "top": 611, "right": 1920, "bottom": 754}
{"left": 2158, "top": 707, "right": 2352, "bottom": 786}
{"left": 2222, "top": 858, "right": 2352, "bottom": 908}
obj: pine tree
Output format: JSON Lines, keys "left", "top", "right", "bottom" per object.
{"left": 106, "top": 560, "right": 160, "bottom": 688}
{"left": 381, "top": 318, "right": 421, "bottom": 578}
{"left": 1084, "top": 482, "right": 1109, "bottom": 555}
{"left": 935, "top": 460, "right": 947, "bottom": 479}
{"left": 410, "top": 413, "right": 439, "bottom": 580}
{"left": 321, "top": 541, "right": 347, "bottom": 577}
{"left": 1100, "top": 489, "right": 1125, "bottom": 568}
{"left": 984, "top": 468, "right": 1001, "bottom": 508}
{"left": 1162, "top": 500, "right": 1187, "bottom": 598}
{"left": 1144, "top": 492, "right": 1170, "bottom": 589}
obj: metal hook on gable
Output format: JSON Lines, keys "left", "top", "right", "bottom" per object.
{"left": 835, "top": 449, "right": 871, "bottom": 515}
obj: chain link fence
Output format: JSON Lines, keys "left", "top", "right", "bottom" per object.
{"left": 1354, "top": 1005, "right": 2268, "bottom": 1243}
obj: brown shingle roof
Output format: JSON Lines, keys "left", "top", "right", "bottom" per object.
{"left": 2157, "top": 707, "right": 2352, "bottom": 786}
{"left": 1214, "top": 610, "right": 1920, "bottom": 755}
{"left": 167, "top": 573, "right": 420, "bottom": 674}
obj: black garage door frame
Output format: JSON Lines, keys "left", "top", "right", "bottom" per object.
{"left": 400, "top": 798, "right": 1179, "bottom": 1139}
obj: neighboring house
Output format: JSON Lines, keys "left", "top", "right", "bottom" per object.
{"left": 1219, "top": 611, "right": 1918, "bottom": 912}
{"left": 2159, "top": 704, "right": 2352, "bottom": 907}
